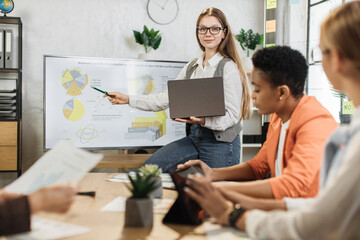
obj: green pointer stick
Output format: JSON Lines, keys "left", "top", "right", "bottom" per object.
{"left": 91, "top": 86, "right": 113, "bottom": 98}
{"left": 77, "top": 191, "right": 96, "bottom": 197}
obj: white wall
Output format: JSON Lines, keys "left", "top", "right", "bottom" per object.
{"left": 0, "top": 0, "right": 264, "bottom": 185}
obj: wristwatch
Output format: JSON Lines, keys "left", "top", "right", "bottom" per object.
{"left": 228, "top": 204, "right": 246, "bottom": 228}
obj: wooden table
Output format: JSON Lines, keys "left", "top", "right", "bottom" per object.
{"left": 39, "top": 173, "right": 210, "bottom": 240}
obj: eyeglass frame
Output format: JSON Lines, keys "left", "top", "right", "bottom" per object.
{"left": 196, "top": 26, "right": 226, "bottom": 35}
{"left": 310, "top": 46, "right": 331, "bottom": 63}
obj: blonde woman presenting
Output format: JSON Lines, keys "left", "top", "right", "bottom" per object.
{"left": 106, "top": 8, "right": 251, "bottom": 172}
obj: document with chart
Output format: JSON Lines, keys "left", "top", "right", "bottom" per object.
{"left": 5, "top": 141, "right": 103, "bottom": 194}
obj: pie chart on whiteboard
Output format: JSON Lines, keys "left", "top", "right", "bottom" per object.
{"left": 63, "top": 99, "right": 85, "bottom": 121}
{"left": 61, "top": 68, "right": 88, "bottom": 96}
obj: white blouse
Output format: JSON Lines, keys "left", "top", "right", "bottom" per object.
{"left": 129, "top": 52, "right": 242, "bottom": 131}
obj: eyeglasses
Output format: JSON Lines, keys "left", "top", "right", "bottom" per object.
{"left": 196, "top": 26, "right": 225, "bottom": 35}
{"left": 310, "top": 46, "right": 331, "bottom": 63}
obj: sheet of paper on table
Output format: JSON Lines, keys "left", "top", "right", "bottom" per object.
{"left": 203, "top": 221, "right": 250, "bottom": 240}
{"left": 6, "top": 216, "right": 89, "bottom": 240}
{"left": 101, "top": 196, "right": 174, "bottom": 214}
{"left": 107, "top": 173, "right": 175, "bottom": 189}
{"left": 6, "top": 141, "right": 103, "bottom": 194}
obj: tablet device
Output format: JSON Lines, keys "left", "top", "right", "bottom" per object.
{"left": 167, "top": 77, "right": 225, "bottom": 119}
{"left": 162, "top": 165, "right": 204, "bottom": 225}
{"left": 175, "top": 164, "right": 204, "bottom": 178}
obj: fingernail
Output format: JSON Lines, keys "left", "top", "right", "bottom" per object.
{"left": 184, "top": 187, "right": 189, "bottom": 192}
{"left": 187, "top": 174, "right": 194, "bottom": 178}
{"left": 195, "top": 172, "right": 202, "bottom": 177}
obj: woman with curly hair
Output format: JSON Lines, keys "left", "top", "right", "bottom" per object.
{"left": 179, "top": 46, "right": 337, "bottom": 200}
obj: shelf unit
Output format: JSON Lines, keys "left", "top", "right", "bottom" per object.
{"left": 240, "top": 72, "right": 269, "bottom": 162}
{"left": 0, "top": 16, "right": 22, "bottom": 176}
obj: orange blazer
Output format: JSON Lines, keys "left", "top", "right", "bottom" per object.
{"left": 247, "top": 95, "right": 338, "bottom": 199}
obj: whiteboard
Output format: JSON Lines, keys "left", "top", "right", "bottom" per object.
{"left": 44, "top": 55, "right": 187, "bottom": 149}
{"left": 307, "top": 0, "right": 343, "bottom": 123}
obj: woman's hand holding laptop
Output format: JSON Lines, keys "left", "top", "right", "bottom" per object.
{"left": 174, "top": 116, "right": 205, "bottom": 125}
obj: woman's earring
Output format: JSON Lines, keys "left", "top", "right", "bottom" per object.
{"left": 279, "top": 96, "right": 283, "bottom": 100}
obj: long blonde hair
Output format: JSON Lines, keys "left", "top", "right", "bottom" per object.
{"left": 196, "top": 8, "right": 252, "bottom": 120}
{"left": 321, "top": 1, "right": 360, "bottom": 72}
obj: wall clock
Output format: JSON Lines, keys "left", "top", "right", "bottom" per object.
{"left": 147, "top": 0, "right": 179, "bottom": 25}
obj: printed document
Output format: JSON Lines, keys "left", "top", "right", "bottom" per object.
{"left": 6, "top": 216, "right": 89, "bottom": 240}
{"left": 6, "top": 141, "right": 103, "bottom": 194}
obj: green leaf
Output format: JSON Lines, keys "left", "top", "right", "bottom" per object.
{"left": 143, "top": 25, "right": 150, "bottom": 36}
{"left": 151, "top": 36, "right": 162, "bottom": 50}
{"left": 133, "top": 25, "right": 162, "bottom": 52}
{"left": 133, "top": 30, "right": 143, "bottom": 45}
{"left": 330, "top": 88, "right": 347, "bottom": 99}
{"left": 142, "top": 31, "right": 150, "bottom": 52}
{"left": 149, "top": 28, "right": 156, "bottom": 39}
{"left": 127, "top": 172, "right": 161, "bottom": 198}
{"left": 235, "top": 28, "right": 262, "bottom": 52}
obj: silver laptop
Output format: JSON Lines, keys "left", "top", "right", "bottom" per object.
{"left": 167, "top": 77, "right": 225, "bottom": 119}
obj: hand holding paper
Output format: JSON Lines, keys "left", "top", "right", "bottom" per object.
{"left": 6, "top": 141, "right": 103, "bottom": 194}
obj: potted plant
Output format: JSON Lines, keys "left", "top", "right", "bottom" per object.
{"left": 140, "top": 164, "right": 163, "bottom": 198}
{"left": 234, "top": 28, "right": 263, "bottom": 72}
{"left": 125, "top": 172, "right": 159, "bottom": 227}
{"left": 133, "top": 25, "right": 162, "bottom": 59}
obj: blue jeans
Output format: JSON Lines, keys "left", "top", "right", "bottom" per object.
{"left": 143, "top": 124, "right": 240, "bottom": 172}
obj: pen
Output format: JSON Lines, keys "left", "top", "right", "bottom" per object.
{"left": 77, "top": 191, "right": 96, "bottom": 197}
{"left": 91, "top": 86, "right": 113, "bottom": 98}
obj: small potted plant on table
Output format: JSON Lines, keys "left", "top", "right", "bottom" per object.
{"left": 125, "top": 172, "right": 159, "bottom": 227}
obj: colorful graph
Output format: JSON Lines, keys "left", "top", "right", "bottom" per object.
{"left": 63, "top": 99, "right": 85, "bottom": 121}
{"left": 128, "top": 74, "right": 155, "bottom": 95}
{"left": 125, "top": 110, "right": 168, "bottom": 141}
{"left": 62, "top": 68, "right": 88, "bottom": 96}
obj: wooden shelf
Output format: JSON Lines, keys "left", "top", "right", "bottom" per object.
{"left": 0, "top": 17, "right": 22, "bottom": 176}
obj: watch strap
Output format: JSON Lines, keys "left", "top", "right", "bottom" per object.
{"left": 228, "top": 205, "right": 246, "bottom": 228}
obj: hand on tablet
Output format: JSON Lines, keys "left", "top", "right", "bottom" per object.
{"left": 177, "top": 160, "right": 212, "bottom": 179}
{"left": 174, "top": 116, "right": 205, "bottom": 125}
{"left": 184, "top": 175, "right": 232, "bottom": 225}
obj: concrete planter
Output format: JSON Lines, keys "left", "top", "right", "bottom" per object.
{"left": 150, "top": 177, "right": 162, "bottom": 198}
{"left": 339, "top": 113, "right": 351, "bottom": 124}
{"left": 125, "top": 198, "right": 153, "bottom": 227}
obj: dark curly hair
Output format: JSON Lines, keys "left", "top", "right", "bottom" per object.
{"left": 252, "top": 46, "right": 308, "bottom": 99}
